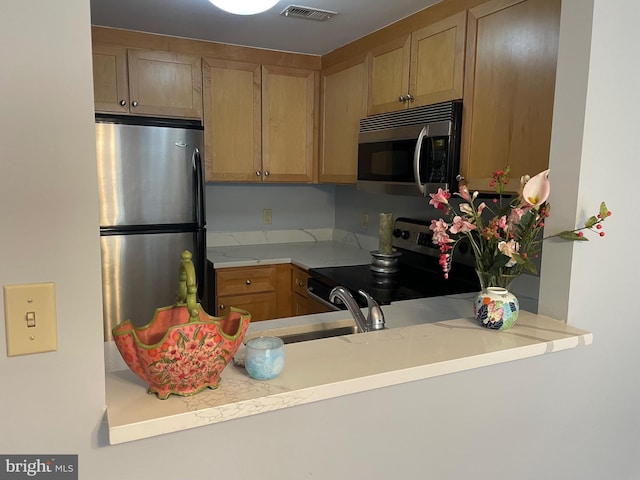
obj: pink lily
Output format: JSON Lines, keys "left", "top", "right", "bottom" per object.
{"left": 522, "top": 169, "right": 550, "bottom": 207}
{"left": 449, "top": 215, "right": 476, "bottom": 234}
{"left": 429, "top": 188, "right": 451, "bottom": 210}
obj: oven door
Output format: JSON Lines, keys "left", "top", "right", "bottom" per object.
{"left": 306, "top": 277, "right": 343, "bottom": 311}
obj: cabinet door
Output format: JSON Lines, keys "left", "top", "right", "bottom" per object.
{"left": 409, "top": 11, "right": 466, "bottom": 108}
{"left": 262, "top": 65, "right": 318, "bottom": 182}
{"left": 127, "top": 49, "right": 202, "bottom": 119}
{"left": 319, "top": 59, "right": 367, "bottom": 184}
{"left": 461, "top": 0, "right": 560, "bottom": 192}
{"left": 92, "top": 45, "right": 129, "bottom": 114}
{"left": 216, "top": 293, "right": 276, "bottom": 322}
{"left": 367, "top": 35, "right": 411, "bottom": 115}
{"left": 203, "top": 58, "right": 262, "bottom": 182}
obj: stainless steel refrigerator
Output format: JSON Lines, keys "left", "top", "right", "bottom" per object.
{"left": 95, "top": 115, "right": 207, "bottom": 340}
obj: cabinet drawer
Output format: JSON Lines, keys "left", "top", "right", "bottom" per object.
{"left": 291, "top": 266, "right": 309, "bottom": 297}
{"left": 216, "top": 266, "right": 277, "bottom": 296}
{"left": 216, "top": 292, "right": 276, "bottom": 322}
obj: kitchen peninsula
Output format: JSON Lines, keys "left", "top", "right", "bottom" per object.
{"left": 104, "top": 240, "right": 592, "bottom": 445}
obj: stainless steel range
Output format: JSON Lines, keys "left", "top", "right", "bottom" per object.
{"left": 307, "top": 217, "right": 480, "bottom": 310}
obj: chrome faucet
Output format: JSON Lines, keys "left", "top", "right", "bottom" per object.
{"left": 329, "top": 286, "right": 385, "bottom": 333}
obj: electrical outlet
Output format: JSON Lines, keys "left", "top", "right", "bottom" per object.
{"left": 362, "top": 213, "right": 369, "bottom": 229}
{"left": 4, "top": 283, "right": 57, "bottom": 356}
{"left": 263, "top": 208, "right": 272, "bottom": 225}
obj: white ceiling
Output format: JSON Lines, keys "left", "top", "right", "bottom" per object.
{"left": 90, "top": 0, "right": 442, "bottom": 56}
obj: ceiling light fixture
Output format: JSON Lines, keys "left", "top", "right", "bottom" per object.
{"left": 208, "top": 0, "right": 280, "bottom": 15}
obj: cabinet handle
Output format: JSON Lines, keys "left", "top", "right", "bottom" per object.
{"left": 297, "top": 280, "right": 304, "bottom": 287}
{"left": 245, "top": 280, "right": 252, "bottom": 285}
{"left": 219, "top": 304, "right": 225, "bottom": 310}
{"left": 405, "top": 94, "right": 414, "bottom": 103}
{"left": 131, "top": 101, "right": 138, "bottom": 107}
{"left": 119, "top": 100, "right": 127, "bottom": 106}
{"left": 256, "top": 171, "right": 262, "bottom": 176}
{"left": 264, "top": 171, "right": 270, "bottom": 177}
{"left": 456, "top": 174, "right": 465, "bottom": 182}
{"left": 398, "top": 95, "right": 406, "bottom": 103}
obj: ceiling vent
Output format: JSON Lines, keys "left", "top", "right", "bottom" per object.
{"left": 280, "top": 5, "right": 338, "bottom": 21}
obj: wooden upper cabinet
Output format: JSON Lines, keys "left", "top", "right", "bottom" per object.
{"left": 319, "top": 59, "right": 367, "bottom": 184}
{"left": 202, "top": 61, "right": 318, "bottom": 183}
{"left": 262, "top": 65, "right": 318, "bottom": 183}
{"left": 127, "top": 49, "right": 202, "bottom": 119}
{"left": 367, "top": 35, "right": 411, "bottom": 115}
{"left": 203, "top": 58, "right": 261, "bottom": 182}
{"left": 460, "top": 0, "right": 560, "bottom": 192}
{"left": 92, "top": 46, "right": 202, "bottom": 119}
{"left": 92, "top": 45, "right": 129, "bottom": 114}
{"left": 409, "top": 11, "right": 467, "bottom": 109}
{"left": 367, "top": 11, "right": 466, "bottom": 115}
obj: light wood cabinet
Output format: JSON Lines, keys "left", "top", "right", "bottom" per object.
{"left": 291, "top": 265, "right": 332, "bottom": 316}
{"left": 202, "top": 59, "right": 261, "bottom": 181}
{"left": 215, "top": 264, "right": 291, "bottom": 322}
{"left": 460, "top": 0, "right": 560, "bottom": 192}
{"left": 203, "top": 59, "right": 318, "bottom": 183}
{"left": 367, "top": 11, "right": 466, "bottom": 115}
{"left": 92, "top": 45, "right": 202, "bottom": 119}
{"left": 319, "top": 58, "right": 367, "bottom": 184}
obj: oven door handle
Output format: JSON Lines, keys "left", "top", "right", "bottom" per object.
{"left": 413, "top": 125, "right": 428, "bottom": 196}
{"left": 307, "top": 286, "right": 341, "bottom": 311}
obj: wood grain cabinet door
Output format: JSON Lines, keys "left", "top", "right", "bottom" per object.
{"left": 203, "top": 58, "right": 262, "bottom": 182}
{"left": 319, "top": 59, "right": 367, "bottom": 184}
{"left": 92, "top": 44, "right": 129, "bottom": 113}
{"left": 367, "top": 35, "right": 411, "bottom": 115}
{"left": 461, "top": 0, "right": 561, "bottom": 192}
{"left": 409, "top": 10, "right": 466, "bottom": 108}
{"left": 261, "top": 65, "right": 318, "bottom": 183}
{"left": 127, "top": 49, "right": 202, "bottom": 119}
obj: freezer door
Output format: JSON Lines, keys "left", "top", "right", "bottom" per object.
{"left": 100, "top": 231, "right": 206, "bottom": 340}
{"left": 96, "top": 122, "right": 203, "bottom": 227}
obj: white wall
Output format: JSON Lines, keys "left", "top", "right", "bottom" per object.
{"left": 205, "top": 183, "right": 335, "bottom": 231}
{"left": 1, "top": 1, "right": 639, "bottom": 479}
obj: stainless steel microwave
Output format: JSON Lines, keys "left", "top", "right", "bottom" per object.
{"left": 357, "top": 100, "right": 463, "bottom": 197}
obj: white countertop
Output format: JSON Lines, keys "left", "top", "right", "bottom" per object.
{"left": 105, "top": 294, "right": 592, "bottom": 445}
{"left": 207, "top": 241, "right": 373, "bottom": 269}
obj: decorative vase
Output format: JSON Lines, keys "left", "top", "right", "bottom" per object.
{"left": 474, "top": 271, "right": 520, "bottom": 330}
{"left": 112, "top": 251, "right": 251, "bottom": 399}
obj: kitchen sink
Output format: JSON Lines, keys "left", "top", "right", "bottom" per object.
{"left": 277, "top": 325, "right": 358, "bottom": 344}
{"left": 243, "top": 319, "right": 359, "bottom": 346}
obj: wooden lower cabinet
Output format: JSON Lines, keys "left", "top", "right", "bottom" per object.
{"left": 215, "top": 264, "right": 291, "bottom": 322}
{"left": 291, "top": 265, "right": 333, "bottom": 316}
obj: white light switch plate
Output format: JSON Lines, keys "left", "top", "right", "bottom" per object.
{"left": 4, "top": 283, "right": 58, "bottom": 356}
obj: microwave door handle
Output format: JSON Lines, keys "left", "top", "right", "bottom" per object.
{"left": 414, "top": 126, "right": 428, "bottom": 196}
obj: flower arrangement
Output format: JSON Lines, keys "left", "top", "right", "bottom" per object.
{"left": 429, "top": 166, "right": 611, "bottom": 288}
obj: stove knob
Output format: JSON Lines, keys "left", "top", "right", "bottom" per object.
{"left": 393, "top": 228, "right": 402, "bottom": 238}
{"left": 401, "top": 230, "right": 410, "bottom": 240}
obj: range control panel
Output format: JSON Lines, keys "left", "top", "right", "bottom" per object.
{"left": 392, "top": 217, "right": 474, "bottom": 266}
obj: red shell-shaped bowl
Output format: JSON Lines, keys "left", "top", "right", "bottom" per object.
{"left": 112, "top": 305, "right": 251, "bottom": 399}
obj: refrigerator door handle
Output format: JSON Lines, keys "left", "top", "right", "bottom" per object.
{"left": 193, "top": 147, "right": 206, "bottom": 228}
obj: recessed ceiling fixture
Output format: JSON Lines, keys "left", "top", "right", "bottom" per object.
{"left": 208, "top": 0, "right": 280, "bottom": 15}
{"left": 280, "top": 5, "right": 338, "bottom": 21}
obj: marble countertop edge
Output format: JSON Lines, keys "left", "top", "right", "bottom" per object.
{"left": 106, "top": 314, "right": 591, "bottom": 445}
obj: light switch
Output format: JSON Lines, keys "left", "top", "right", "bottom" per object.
{"left": 4, "top": 283, "right": 57, "bottom": 356}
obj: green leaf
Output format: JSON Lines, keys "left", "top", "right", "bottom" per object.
{"left": 584, "top": 215, "right": 598, "bottom": 228}
{"left": 558, "top": 231, "right": 589, "bottom": 241}
{"left": 599, "top": 201, "right": 609, "bottom": 219}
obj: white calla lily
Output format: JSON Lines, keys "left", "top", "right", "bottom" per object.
{"left": 522, "top": 169, "right": 550, "bottom": 207}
